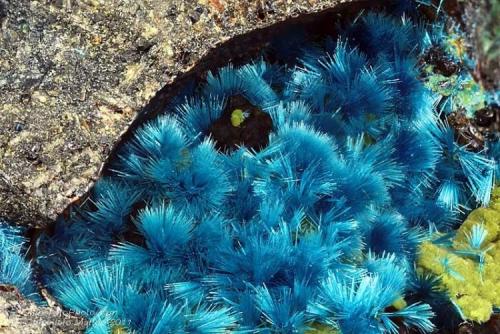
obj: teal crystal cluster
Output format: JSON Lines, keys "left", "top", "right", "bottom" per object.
{"left": 1, "top": 3, "right": 499, "bottom": 334}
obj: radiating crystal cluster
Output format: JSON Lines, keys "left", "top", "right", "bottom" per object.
{"left": 1, "top": 3, "right": 498, "bottom": 334}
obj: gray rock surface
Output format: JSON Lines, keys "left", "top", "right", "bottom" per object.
{"left": 0, "top": 286, "right": 87, "bottom": 333}
{"left": 0, "top": 0, "right": 357, "bottom": 227}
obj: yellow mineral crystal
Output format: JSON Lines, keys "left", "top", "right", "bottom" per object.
{"left": 417, "top": 187, "right": 500, "bottom": 323}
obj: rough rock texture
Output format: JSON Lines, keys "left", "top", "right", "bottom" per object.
{"left": 462, "top": 0, "right": 499, "bottom": 90}
{"left": 0, "top": 0, "right": 360, "bottom": 228}
{"left": 0, "top": 286, "right": 87, "bottom": 333}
